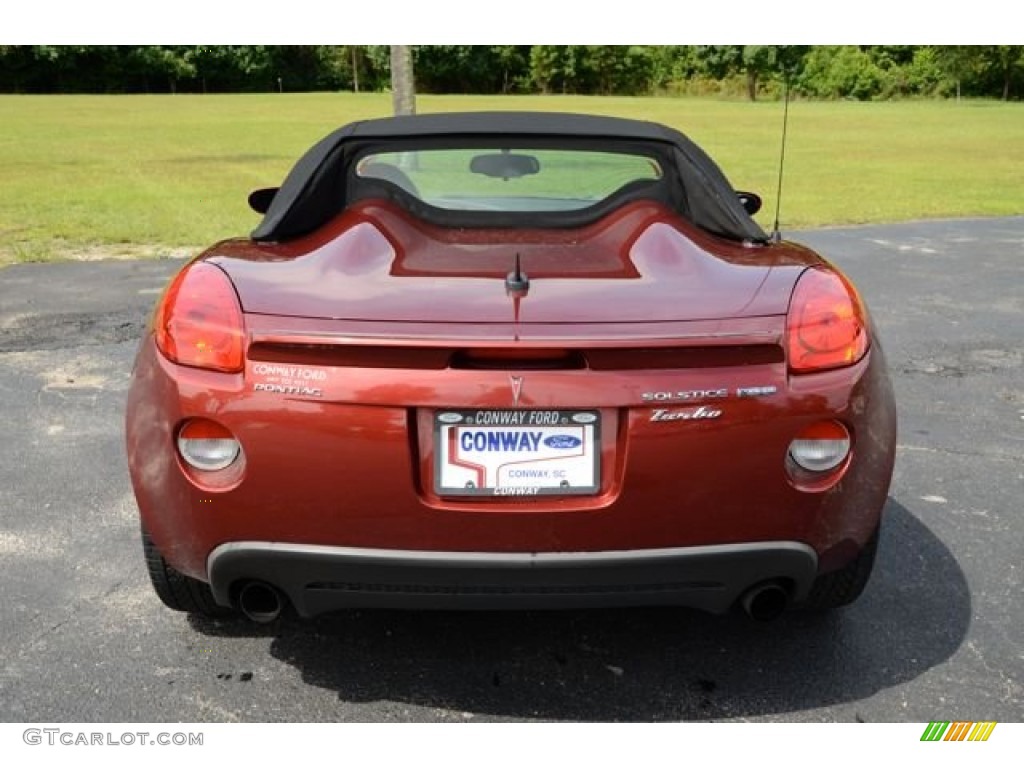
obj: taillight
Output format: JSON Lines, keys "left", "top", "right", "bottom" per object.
{"left": 177, "top": 419, "right": 241, "bottom": 471}
{"left": 786, "top": 268, "right": 868, "bottom": 373}
{"left": 154, "top": 262, "right": 244, "bottom": 372}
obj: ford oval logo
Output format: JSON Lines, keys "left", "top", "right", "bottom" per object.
{"left": 544, "top": 434, "right": 582, "bottom": 450}
{"left": 438, "top": 412, "right": 463, "bottom": 424}
{"left": 571, "top": 412, "right": 597, "bottom": 424}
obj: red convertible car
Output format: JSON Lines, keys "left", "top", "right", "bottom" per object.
{"left": 126, "top": 112, "right": 896, "bottom": 623}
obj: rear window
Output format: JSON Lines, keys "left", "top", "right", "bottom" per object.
{"left": 354, "top": 148, "right": 663, "bottom": 213}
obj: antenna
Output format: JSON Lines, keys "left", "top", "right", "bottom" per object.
{"left": 505, "top": 252, "right": 529, "bottom": 341}
{"left": 771, "top": 76, "right": 791, "bottom": 244}
{"left": 505, "top": 252, "right": 529, "bottom": 295}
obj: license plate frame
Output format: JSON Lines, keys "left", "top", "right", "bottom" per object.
{"left": 434, "top": 409, "right": 601, "bottom": 497}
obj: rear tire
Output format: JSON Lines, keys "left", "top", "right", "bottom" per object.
{"left": 801, "top": 525, "right": 880, "bottom": 611}
{"left": 142, "top": 527, "right": 234, "bottom": 618}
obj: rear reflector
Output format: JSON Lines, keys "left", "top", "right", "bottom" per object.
{"left": 177, "top": 419, "right": 240, "bottom": 471}
{"left": 788, "top": 421, "right": 851, "bottom": 472}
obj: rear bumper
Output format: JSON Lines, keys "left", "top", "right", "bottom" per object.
{"left": 207, "top": 540, "right": 818, "bottom": 616}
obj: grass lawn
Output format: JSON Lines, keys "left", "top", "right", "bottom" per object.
{"left": 1, "top": 93, "right": 1022, "bottom": 264}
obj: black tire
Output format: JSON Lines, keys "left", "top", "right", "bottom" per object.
{"left": 142, "top": 527, "right": 235, "bottom": 618}
{"left": 800, "top": 525, "right": 880, "bottom": 611}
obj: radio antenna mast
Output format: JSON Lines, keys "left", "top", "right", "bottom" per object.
{"left": 771, "top": 76, "right": 791, "bottom": 243}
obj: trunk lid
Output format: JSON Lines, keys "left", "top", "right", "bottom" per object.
{"left": 210, "top": 201, "right": 814, "bottom": 326}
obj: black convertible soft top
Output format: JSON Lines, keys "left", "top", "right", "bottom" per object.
{"left": 251, "top": 112, "right": 768, "bottom": 243}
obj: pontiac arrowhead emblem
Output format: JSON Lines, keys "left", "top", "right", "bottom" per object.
{"left": 509, "top": 375, "right": 524, "bottom": 408}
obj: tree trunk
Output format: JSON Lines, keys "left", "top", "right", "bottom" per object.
{"left": 390, "top": 45, "right": 416, "bottom": 116}
{"left": 351, "top": 47, "right": 359, "bottom": 93}
{"left": 746, "top": 69, "right": 758, "bottom": 101}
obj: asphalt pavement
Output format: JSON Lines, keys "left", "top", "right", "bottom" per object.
{"left": 0, "top": 218, "right": 1021, "bottom": 722}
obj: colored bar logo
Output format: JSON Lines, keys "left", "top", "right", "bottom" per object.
{"left": 921, "top": 722, "right": 997, "bottom": 742}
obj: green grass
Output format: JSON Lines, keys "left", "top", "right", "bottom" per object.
{"left": 1, "top": 93, "right": 1022, "bottom": 264}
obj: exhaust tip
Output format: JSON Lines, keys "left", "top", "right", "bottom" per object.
{"left": 740, "top": 582, "right": 789, "bottom": 622}
{"left": 238, "top": 581, "right": 283, "bottom": 624}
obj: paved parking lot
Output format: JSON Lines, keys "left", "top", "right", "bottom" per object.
{"left": 0, "top": 218, "right": 1021, "bottom": 722}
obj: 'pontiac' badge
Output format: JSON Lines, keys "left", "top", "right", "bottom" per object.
{"left": 509, "top": 375, "right": 524, "bottom": 408}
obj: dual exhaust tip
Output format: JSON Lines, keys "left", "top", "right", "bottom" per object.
{"left": 740, "top": 582, "right": 790, "bottom": 622}
{"left": 237, "top": 581, "right": 284, "bottom": 624}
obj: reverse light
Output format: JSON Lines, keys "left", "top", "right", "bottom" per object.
{"left": 177, "top": 419, "right": 241, "bottom": 471}
{"left": 154, "top": 262, "right": 244, "bottom": 372}
{"left": 788, "top": 421, "right": 851, "bottom": 473}
{"left": 786, "top": 268, "right": 868, "bottom": 373}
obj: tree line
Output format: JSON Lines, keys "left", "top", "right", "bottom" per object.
{"left": 2, "top": 46, "right": 1022, "bottom": 101}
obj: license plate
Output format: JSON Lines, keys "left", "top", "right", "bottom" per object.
{"left": 435, "top": 410, "right": 600, "bottom": 497}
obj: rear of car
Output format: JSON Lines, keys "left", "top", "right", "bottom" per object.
{"left": 126, "top": 114, "right": 896, "bottom": 622}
